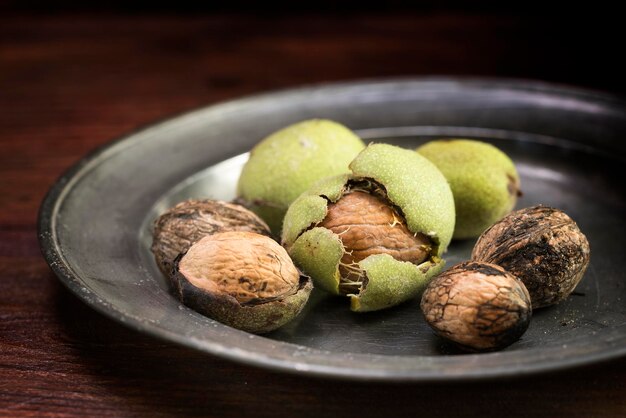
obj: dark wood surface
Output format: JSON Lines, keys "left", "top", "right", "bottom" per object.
{"left": 1, "top": 12, "right": 625, "bottom": 417}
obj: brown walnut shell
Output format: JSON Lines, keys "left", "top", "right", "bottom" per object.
{"left": 472, "top": 205, "right": 590, "bottom": 308}
{"left": 319, "top": 189, "right": 432, "bottom": 295}
{"left": 421, "top": 261, "right": 532, "bottom": 352}
{"left": 151, "top": 199, "right": 271, "bottom": 277}
{"left": 172, "top": 231, "right": 312, "bottom": 334}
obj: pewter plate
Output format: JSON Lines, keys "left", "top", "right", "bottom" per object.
{"left": 38, "top": 78, "right": 626, "bottom": 381}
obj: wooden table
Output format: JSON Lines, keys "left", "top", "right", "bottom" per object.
{"left": 1, "top": 12, "right": 624, "bottom": 417}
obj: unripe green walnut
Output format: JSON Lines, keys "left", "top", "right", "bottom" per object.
{"left": 237, "top": 119, "right": 365, "bottom": 234}
{"left": 417, "top": 139, "right": 521, "bottom": 240}
{"left": 282, "top": 143, "right": 456, "bottom": 312}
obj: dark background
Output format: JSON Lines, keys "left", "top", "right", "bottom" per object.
{"left": 1, "top": 2, "right": 625, "bottom": 417}
{"left": 1, "top": 1, "right": 624, "bottom": 96}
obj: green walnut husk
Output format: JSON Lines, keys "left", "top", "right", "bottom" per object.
{"left": 281, "top": 143, "right": 456, "bottom": 312}
{"left": 417, "top": 139, "right": 521, "bottom": 240}
{"left": 237, "top": 119, "right": 365, "bottom": 234}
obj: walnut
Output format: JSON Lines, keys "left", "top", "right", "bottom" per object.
{"left": 472, "top": 205, "right": 591, "bottom": 308}
{"left": 319, "top": 190, "right": 431, "bottom": 294}
{"left": 281, "top": 143, "right": 456, "bottom": 312}
{"left": 236, "top": 119, "right": 365, "bottom": 234}
{"left": 151, "top": 199, "right": 270, "bottom": 277}
{"left": 172, "top": 231, "right": 312, "bottom": 334}
{"left": 421, "top": 261, "right": 532, "bottom": 352}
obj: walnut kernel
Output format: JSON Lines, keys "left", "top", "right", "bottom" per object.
{"left": 320, "top": 189, "right": 431, "bottom": 294}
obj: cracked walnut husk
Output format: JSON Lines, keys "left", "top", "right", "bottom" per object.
{"left": 281, "top": 143, "right": 455, "bottom": 312}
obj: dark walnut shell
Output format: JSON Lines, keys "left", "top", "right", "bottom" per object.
{"left": 472, "top": 205, "right": 591, "bottom": 308}
{"left": 151, "top": 199, "right": 271, "bottom": 277}
{"left": 172, "top": 231, "right": 312, "bottom": 334}
{"left": 420, "top": 261, "right": 531, "bottom": 352}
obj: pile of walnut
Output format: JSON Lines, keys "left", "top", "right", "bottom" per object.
{"left": 420, "top": 205, "right": 591, "bottom": 352}
{"left": 149, "top": 120, "right": 591, "bottom": 352}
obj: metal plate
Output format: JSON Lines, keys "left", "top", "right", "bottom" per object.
{"left": 38, "top": 78, "right": 626, "bottom": 381}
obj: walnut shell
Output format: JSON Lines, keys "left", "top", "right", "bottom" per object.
{"left": 151, "top": 199, "right": 270, "bottom": 277}
{"left": 319, "top": 189, "right": 432, "bottom": 295}
{"left": 471, "top": 205, "right": 591, "bottom": 308}
{"left": 421, "top": 261, "right": 532, "bottom": 352}
{"left": 172, "top": 231, "right": 312, "bottom": 334}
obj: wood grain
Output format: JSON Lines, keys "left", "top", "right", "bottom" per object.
{"left": 1, "top": 12, "right": 624, "bottom": 417}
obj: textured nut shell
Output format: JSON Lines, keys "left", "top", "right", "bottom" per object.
{"left": 173, "top": 231, "right": 312, "bottom": 334}
{"left": 421, "top": 261, "right": 531, "bottom": 351}
{"left": 417, "top": 139, "right": 521, "bottom": 239}
{"left": 179, "top": 231, "right": 300, "bottom": 303}
{"left": 471, "top": 205, "right": 591, "bottom": 308}
{"left": 236, "top": 119, "right": 365, "bottom": 233}
{"left": 151, "top": 199, "right": 270, "bottom": 277}
{"left": 320, "top": 191, "right": 431, "bottom": 287}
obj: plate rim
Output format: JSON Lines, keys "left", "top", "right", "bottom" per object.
{"left": 38, "top": 76, "right": 626, "bottom": 381}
